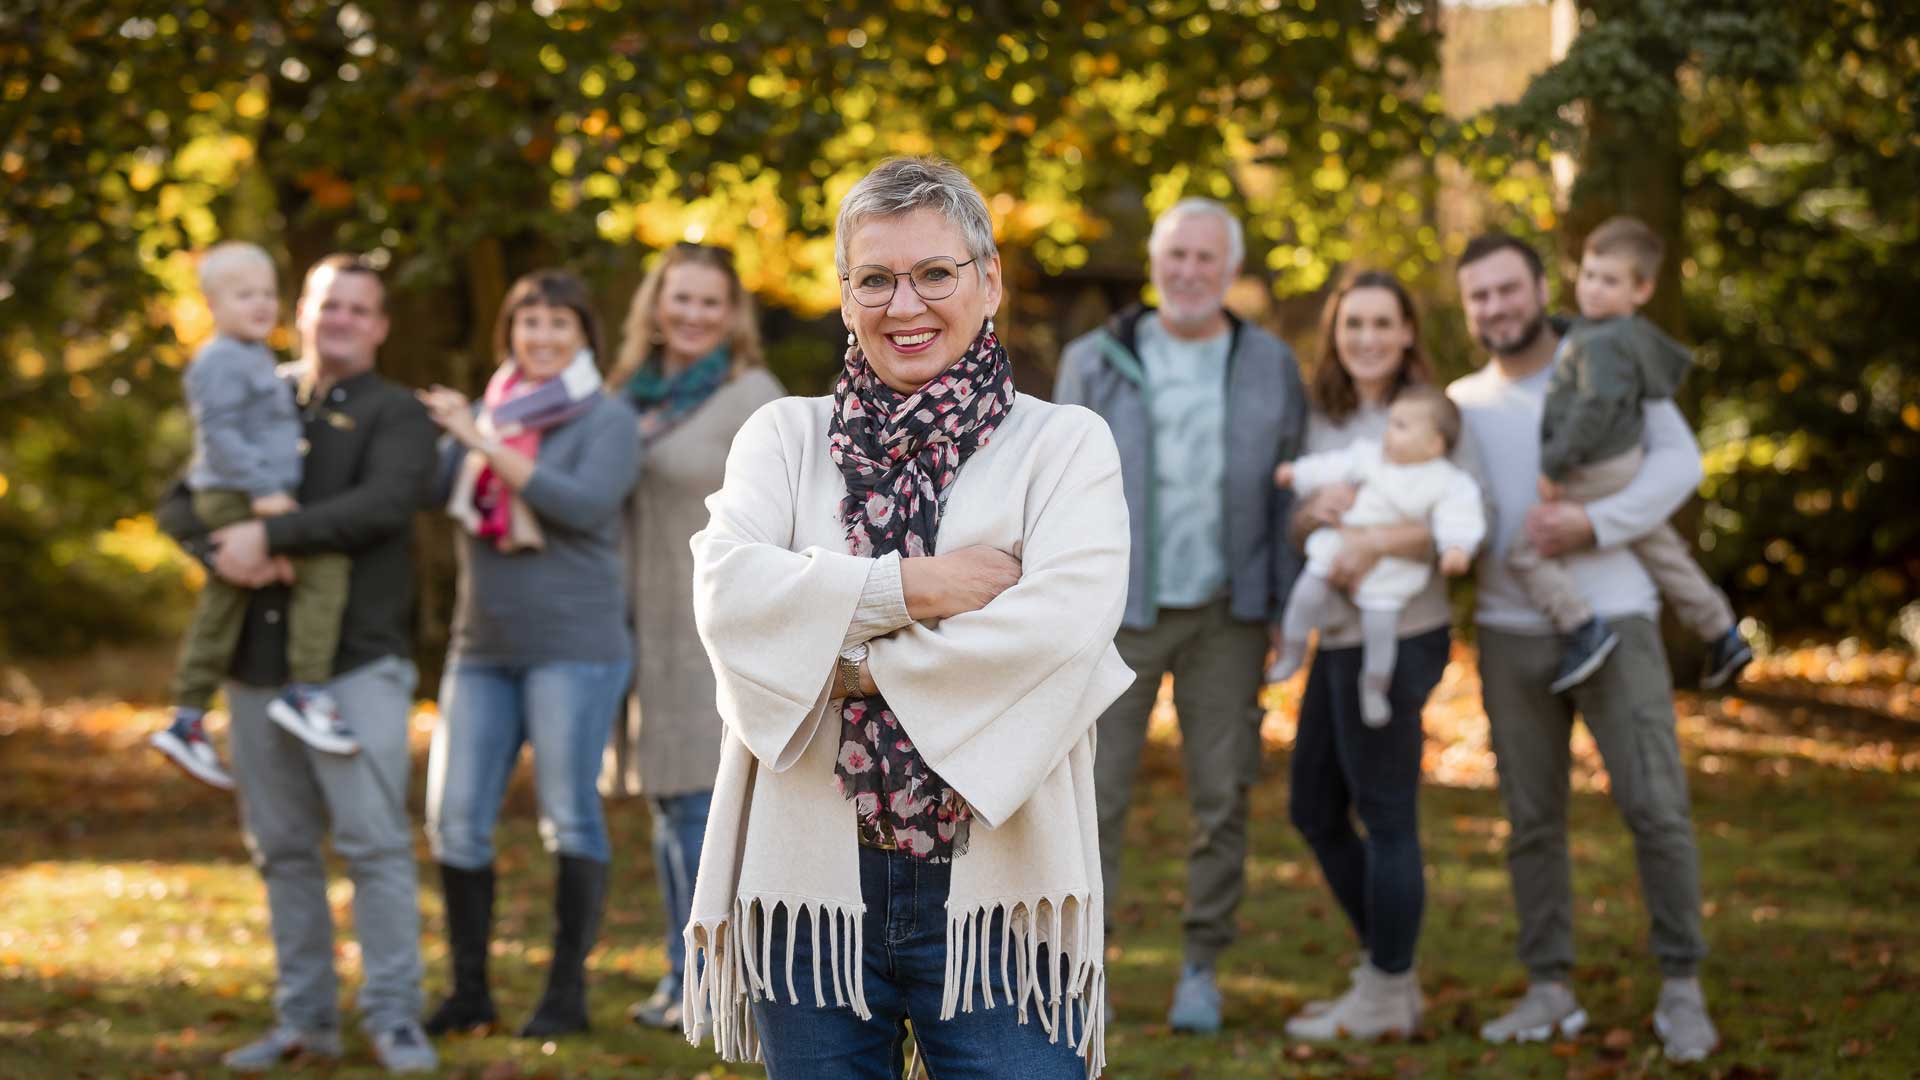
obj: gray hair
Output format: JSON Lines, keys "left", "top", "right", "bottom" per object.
{"left": 199, "top": 240, "right": 275, "bottom": 292}
{"left": 834, "top": 157, "right": 998, "bottom": 281}
{"left": 1148, "top": 197, "right": 1245, "bottom": 268}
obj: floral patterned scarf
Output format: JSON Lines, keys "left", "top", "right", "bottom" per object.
{"left": 826, "top": 320, "right": 1016, "bottom": 860}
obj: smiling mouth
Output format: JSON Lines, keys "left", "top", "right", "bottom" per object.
{"left": 887, "top": 329, "right": 938, "bottom": 350}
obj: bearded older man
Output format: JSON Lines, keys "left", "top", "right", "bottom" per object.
{"left": 1054, "top": 197, "right": 1306, "bottom": 1033}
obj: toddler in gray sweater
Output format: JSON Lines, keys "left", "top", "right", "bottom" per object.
{"left": 150, "top": 243, "right": 357, "bottom": 791}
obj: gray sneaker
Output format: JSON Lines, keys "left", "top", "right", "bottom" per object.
{"left": 628, "top": 979, "right": 682, "bottom": 1030}
{"left": 1653, "top": 977, "right": 1718, "bottom": 1062}
{"left": 371, "top": 1020, "right": 438, "bottom": 1074}
{"left": 1167, "top": 964, "right": 1222, "bottom": 1033}
{"left": 221, "top": 1025, "right": 343, "bottom": 1072}
{"left": 1480, "top": 981, "right": 1588, "bottom": 1043}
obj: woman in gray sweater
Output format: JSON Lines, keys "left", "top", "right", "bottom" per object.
{"left": 600, "top": 243, "right": 784, "bottom": 1031}
{"left": 416, "top": 270, "right": 641, "bottom": 1039}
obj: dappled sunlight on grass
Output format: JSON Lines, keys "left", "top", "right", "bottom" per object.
{"left": 1, "top": 641, "right": 1915, "bottom": 1076}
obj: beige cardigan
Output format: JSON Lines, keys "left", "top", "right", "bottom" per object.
{"left": 684, "top": 391, "right": 1134, "bottom": 1074}
{"left": 604, "top": 368, "right": 786, "bottom": 799}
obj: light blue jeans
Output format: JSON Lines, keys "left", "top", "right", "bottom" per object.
{"left": 651, "top": 790, "right": 712, "bottom": 991}
{"left": 426, "top": 659, "right": 632, "bottom": 869}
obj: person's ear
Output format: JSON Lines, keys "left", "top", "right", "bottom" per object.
{"left": 981, "top": 254, "right": 1004, "bottom": 315}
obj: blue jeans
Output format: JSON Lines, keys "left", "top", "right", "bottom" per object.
{"left": 1289, "top": 626, "right": 1449, "bottom": 975}
{"left": 651, "top": 789, "right": 711, "bottom": 988}
{"left": 426, "top": 659, "right": 632, "bottom": 869}
{"left": 751, "top": 846, "right": 1089, "bottom": 1080}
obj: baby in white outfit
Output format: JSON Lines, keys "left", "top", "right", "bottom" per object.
{"left": 1269, "top": 387, "right": 1485, "bottom": 726}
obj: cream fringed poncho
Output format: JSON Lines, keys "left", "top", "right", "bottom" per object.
{"left": 684, "top": 392, "right": 1134, "bottom": 1074}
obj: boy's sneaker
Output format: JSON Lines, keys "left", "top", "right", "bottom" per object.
{"left": 371, "top": 1019, "right": 438, "bottom": 1074}
{"left": 1549, "top": 617, "right": 1619, "bottom": 694}
{"left": 1700, "top": 625, "right": 1754, "bottom": 690}
{"left": 267, "top": 685, "right": 360, "bottom": 756}
{"left": 1480, "top": 980, "right": 1588, "bottom": 1043}
{"left": 1652, "top": 976, "right": 1718, "bottom": 1062}
{"left": 221, "top": 1025, "right": 343, "bottom": 1072}
{"left": 149, "top": 709, "right": 235, "bottom": 791}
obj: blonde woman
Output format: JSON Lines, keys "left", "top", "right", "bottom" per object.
{"left": 603, "top": 243, "right": 785, "bottom": 1031}
{"left": 684, "top": 158, "right": 1131, "bottom": 1078}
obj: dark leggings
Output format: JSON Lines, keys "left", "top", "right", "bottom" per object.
{"left": 1288, "top": 626, "right": 1450, "bottom": 974}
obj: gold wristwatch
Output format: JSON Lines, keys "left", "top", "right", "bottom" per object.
{"left": 837, "top": 642, "right": 869, "bottom": 699}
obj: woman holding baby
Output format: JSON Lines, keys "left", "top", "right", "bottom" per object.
{"left": 1276, "top": 270, "right": 1483, "bottom": 1042}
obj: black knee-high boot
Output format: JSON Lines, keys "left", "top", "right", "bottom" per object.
{"left": 423, "top": 863, "right": 498, "bottom": 1034}
{"left": 519, "top": 854, "right": 608, "bottom": 1038}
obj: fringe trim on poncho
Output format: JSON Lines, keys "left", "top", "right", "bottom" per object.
{"left": 683, "top": 890, "right": 1106, "bottom": 1076}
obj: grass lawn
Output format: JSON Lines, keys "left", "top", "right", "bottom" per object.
{"left": 1, "top": 643, "right": 1914, "bottom": 1078}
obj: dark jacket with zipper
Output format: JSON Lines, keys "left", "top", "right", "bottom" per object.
{"left": 158, "top": 365, "right": 438, "bottom": 687}
{"left": 1053, "top": 305, "right": 1307, "bottom": 631}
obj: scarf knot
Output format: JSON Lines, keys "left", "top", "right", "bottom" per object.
{"left": 447, "top": 349, "right": 603, "bottom": 552}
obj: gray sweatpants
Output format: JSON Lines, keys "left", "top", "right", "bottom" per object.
{"left": 226, "top": 655, "right": 425, "bottom": 1033}
{"left": 1477, "top": 619, "right": 1707, "bottom": 982}
{"left": 1095, "top": 599, "right": 1269, "bottom": 968}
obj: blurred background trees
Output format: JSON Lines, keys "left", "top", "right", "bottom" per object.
{"left": 3, "top": 0, "right": 1914, "bottom": 667}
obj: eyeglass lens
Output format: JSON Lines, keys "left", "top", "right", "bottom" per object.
{"left": 847, "top": 257, "right": 964, "bottom": 306}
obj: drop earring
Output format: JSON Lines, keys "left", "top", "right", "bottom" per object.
{"left": 847, "top": 331, "right": 856, "bottom": 345}
{"left": 985, "top": 317, "right": 996, "bottom": 335}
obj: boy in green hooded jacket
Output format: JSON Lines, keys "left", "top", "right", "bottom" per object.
{"left": 1511, "top": 216, "right": 1752, "bottom": 695}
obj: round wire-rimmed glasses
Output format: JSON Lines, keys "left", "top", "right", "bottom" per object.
{"left": 841, "top": 256, "right": 978, "bottom": 307}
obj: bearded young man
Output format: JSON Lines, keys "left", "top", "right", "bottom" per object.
{"left": 1447, "top": 232, "right": 1718, "bottom": 1063}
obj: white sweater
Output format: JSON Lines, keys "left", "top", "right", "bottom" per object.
{"left": 685, "top": 392, "right": 1135, "bottom": 1073}
{"left": 1290, "top": 440, "right": 1486, "bottom": 556}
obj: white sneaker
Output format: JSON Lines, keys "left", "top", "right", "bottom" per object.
{"left": 221, "top": 1025, "right": 343, "bottom": 1072}
{"left": 149, "top": 710, "right": 235, "bottom": 791}
{"left": 267, "top": 685, "right": 360, "bottom": 756}
{"left": 371, "top": 1020, "right": 438, "bottom": 1074}
{"left": 1480, "top": 981, "right": 1588, "bottom": 1043}
{"left": 1285, "top": 963, "right": 1418, "bottom": 1041}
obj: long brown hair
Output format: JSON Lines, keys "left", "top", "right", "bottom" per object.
{"left": 608, "top": 242, "right": 764, "bottom": 389}
{"left": 494, "top": 269, "right": 603, "bottom": 366}
{"left": 1308, "top": 269, "right": 1434, "bottom": 423}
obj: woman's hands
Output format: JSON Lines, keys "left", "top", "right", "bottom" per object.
{"left": 418, "top": 386, "right": 483, "bottom": 447}
{"left": 419, "top": 385, "right": 537, "bottom": 491}
{"left": 900, "top": 545, "right": 1022, "bottom": 621}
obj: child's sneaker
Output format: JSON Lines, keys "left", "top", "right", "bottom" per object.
{"left": 1700, "top": 625, "right": 1753, "bottom": 690}
{"left": 1549, "top": 617, "right": 1619, "bottom": 694}
{"left": 267, "top": 685, "right": 360, "bottom": 756}
{"left": 149, "top": 708, "right": 235, "bottom": 790}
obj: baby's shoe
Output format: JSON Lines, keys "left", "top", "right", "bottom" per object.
{"left": 1360, "top": 673, "right": 1392, "bottom": 728}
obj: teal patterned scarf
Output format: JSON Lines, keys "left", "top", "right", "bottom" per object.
{"left": 624, "top": 346, "right": 731, "bottom": 448}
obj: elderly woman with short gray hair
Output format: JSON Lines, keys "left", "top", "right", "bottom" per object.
{"left": 683, "top": 157, "right": 1133, "bottom": 1078}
